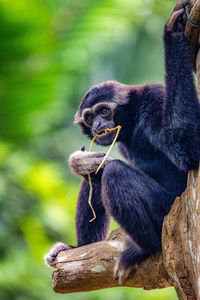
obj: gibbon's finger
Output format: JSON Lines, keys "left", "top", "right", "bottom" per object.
{"left": 69, "top": 150, "right": 105, "bottom": 161}
{"left": 166, "top": 8, "right": 185, "bottom": 32}
{"left": 69, "top": 155, "right": 113, "bottom": 175}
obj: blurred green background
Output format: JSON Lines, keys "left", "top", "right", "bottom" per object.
{"left": 0, "top": 0, "right": 179, "bottom": 299}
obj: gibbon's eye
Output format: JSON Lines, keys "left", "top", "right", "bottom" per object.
{"left": 84, "top": 113, "right": 94, "bottom": 127}
{"left": 100, "top": 106, "right": 111, "bottom": 117}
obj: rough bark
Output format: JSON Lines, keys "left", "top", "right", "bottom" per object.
{"left": 49, "top": 1, "right": 200, "bottom": 298}
{"left": 162, "top": 169, "right": 200, "bottom": 299}
{"left": 184, "top": 0, "right": 200, "bottom": 70}
{"left": 52, "top": 229, "right": 170, "bottom": 293}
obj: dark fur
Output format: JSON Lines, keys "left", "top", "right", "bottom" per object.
{"left": 46, "top": 16, "right": 200, "bottom": 282}
{"left": 75, "top": 22, "right": 200, "bottom": 270}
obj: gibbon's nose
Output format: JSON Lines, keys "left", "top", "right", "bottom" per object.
{"left": 92, "top": 118, "right": 103, "bottom": 135}
{"left": 92, "top": 126, "right": 100, "bottom": 136}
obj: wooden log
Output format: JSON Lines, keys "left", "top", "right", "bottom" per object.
{"left": 51, "top": 228, "right": 170, "bottom": 293}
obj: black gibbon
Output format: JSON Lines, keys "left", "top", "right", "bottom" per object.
{"left": 45, "top": 6, "right": 200, "bottom": 285}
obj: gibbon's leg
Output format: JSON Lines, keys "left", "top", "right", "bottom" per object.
{"left": 75, "top": 178, "right": 110, "bottom": 246}
{"left": 101, "top": 160, "right": 176, "bottom": 285}
{"left": 45, "top": 177, "right": 110, "bottom": 267}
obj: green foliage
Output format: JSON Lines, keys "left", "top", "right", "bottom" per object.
{"left": 0, "top": 0, "right": 178, "bottom": 299}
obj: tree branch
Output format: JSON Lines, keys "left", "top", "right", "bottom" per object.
{"left": 51, "top": 228, "right": 170, "bottom": 293}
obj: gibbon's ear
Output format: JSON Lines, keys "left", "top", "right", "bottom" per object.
{"left": 74, "top": 111, "right": 82, "bottom": 124}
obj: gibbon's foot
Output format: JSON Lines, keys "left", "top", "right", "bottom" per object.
{"left": 114, "top": 249, "right": 139, "bottom": 286}
{"left": 114, "top": 255, "right": 138, "bottom": 286}
{"left": 44, "top": 242, "right": 74, "bottom": 267}
{"left": 166, "top": 8, "right": 185, "bottom": 33}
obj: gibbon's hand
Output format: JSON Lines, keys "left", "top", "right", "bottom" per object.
{"left": 69, "top": 150, "right": 113, "bottom": 176}
{"left": 165, "top": 7, "right": 185, "bottom": 33}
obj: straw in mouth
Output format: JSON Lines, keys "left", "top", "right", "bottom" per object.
{"left": 88, "top": 125, "right": 122, "bottom": 222}
{"left": 96, "top": 129, "right": 110, "bottom": 137}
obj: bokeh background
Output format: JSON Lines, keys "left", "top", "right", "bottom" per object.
{"left": 0, "top": 0, "right": 179, "bottom": 299}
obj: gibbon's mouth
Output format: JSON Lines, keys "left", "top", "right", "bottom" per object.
{"left": 95, "top": 129, "right": 115, "bottom": 140}
{"left": 93, "top": 125, "right": 121, "bottom": 146}
{"left": 96, "top": 129, "right": 108, "bottom": 137}
{"left": 94, "top": 129, "right": 116, "bottom": 146}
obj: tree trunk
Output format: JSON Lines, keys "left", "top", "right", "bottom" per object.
{"left": 184, "top": 0, "right": 200, "bottom": 71}
{"left": 48, "top": 1, "right": 200, "bottom": 298}
{"left": 162, "top": 169, "right": 200, "bottom": 299}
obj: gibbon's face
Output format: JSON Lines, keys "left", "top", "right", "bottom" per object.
{"left": 79, "top": 102, "right": 117, "bottom": 146}
{"left": 74, "top": 80, "right": 132, "bottom": 146}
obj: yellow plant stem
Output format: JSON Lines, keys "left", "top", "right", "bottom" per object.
{"left": 88, "top": 173, "right": 96, "bottom": 223}
{"left": 88, "top": 125, "right": 121, "bottom": 222}
{"left": 95, "top": 126, "right": 121, "bottom": 174}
